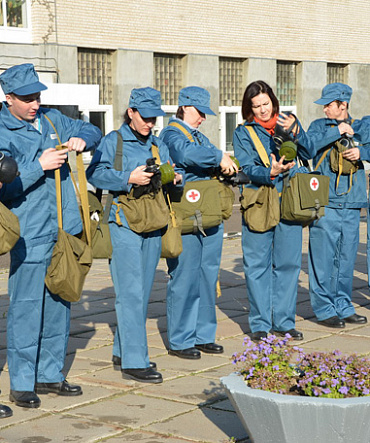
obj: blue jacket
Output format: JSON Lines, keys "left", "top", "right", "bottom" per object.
{"left": 233, "top": 120, "right": 312, "bottom": 194}
{"left": 297, "top": 117, "right": 370, "bottom": 208}
{"left": 86, "top": 122, "right": 175, "bottom": 229}
{"left": 0, "top": 104, "right": 102, "bottom": 247}
{"left": 159, "top": 117, "right": 223, "bottom": 182}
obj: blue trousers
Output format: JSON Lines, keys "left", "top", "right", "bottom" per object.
{"left": 166, "top": 224, "right": 224, "bottom": 350}
{"left": 309, "top": 207, "right": 359, "bottom": 321}
{"left": 242, "top": 219, "right": 302, "bottom": 333}
{"left": 111, "top": 223, "right": 161, "bottom": 369}
{"left": 8, "top": 242, "right": 70, "bottom": 391}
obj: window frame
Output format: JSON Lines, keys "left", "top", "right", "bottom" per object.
{"left": 0, "top": 0, "right": 31, "bottom": 43}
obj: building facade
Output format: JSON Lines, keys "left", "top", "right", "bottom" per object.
{"left": 1, "top": 0, "right": 370, "bottom": 149}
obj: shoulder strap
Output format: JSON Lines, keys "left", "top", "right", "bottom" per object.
{"left": 151, "top": 143, "right": 161, "bottom": 165}
{"left": 244, "top": 125, "right": 270, "bottom": 168}
{"left": 102, "top": 130, "right": 123, "bottom": 224}
{"left": 169, "top": 121, "right": 195, "bottom": 142}
{"left": 314, "top": 147, "right": 331, "bottom": 171}
{"left": 44, "top": 113, "right": 91, "bottom": 245}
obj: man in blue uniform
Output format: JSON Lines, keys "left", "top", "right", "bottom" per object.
{"left": 300, "top": 83, "right": 369, "bottom": 328}
{"left": 0, "top": 63, "right": 101, "bottom": 408}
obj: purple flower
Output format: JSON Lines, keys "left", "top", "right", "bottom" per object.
{"left": 339, "top": 386, "right": 349, "bottom": 395}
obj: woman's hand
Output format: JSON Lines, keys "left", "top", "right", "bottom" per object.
{"left": 220, "top": 153, "right": 239, "bottom": 176}
{"left": 270, "top": 153, "right": 295, "bottom": 177}
{"left": 277, "top": 113, "right": 299, "bottom": 135}
{"left": 128, "top": 165, "right": 153, "bottom": 186}
{"left": 39, "top": 147, "right": 69, "bottom": 171}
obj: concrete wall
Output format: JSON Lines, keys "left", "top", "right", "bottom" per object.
{"left": 182, "top": 54, "right": 219, "bottom": 145}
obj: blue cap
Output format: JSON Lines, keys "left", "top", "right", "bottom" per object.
{"left": 314, "top": 83, "right": 352, "bottom": 105}
{"left": 178, "top": 86, "right": 216, "bottom": 115}
{"left": 128, "top": 87, "right": 165, "bottom": 118}
{"left": 0, "top": 63, "right": 47, "bottom": 96}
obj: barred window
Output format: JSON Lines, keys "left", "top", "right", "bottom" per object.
{"left": 276, "top": 61, "right": 297, "bottom": 106}
{"left": 219, "top": 57, "right": 244, "bottom": 106}
{"left": 78, "top": 48, "right": 113, "bottom": 105}
{"left": 327, "top": 63, "right": 347, "bottom": 84}
{"left": 153, "top": 54, "right": 183, "bottom": 105}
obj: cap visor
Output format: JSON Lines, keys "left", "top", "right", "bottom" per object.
{"left": 13, "top": 81, "right": 47, "bottom": 96}
{"left": 195, "top": 105, "right": 216, "bottom": 116}
{"left": 314, "top": 97, "right": 335, "bottom": 105}
{"left": 138, "top": 108, "right": 166, "bottom": 118}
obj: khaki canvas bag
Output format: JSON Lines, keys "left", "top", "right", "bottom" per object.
{"left": 0, "top": 201, "right": 20, "bottom": 255}
{"left": 160, "top": 193, "right": 183, "bottom": 259}
{"left": 280, "top": 172, "right": 330, "bottom": 224}
{"left": 114, "top": 142, "right": 169, "bottom": 234}
{"left": 44, "top": 115, "right": 93, "bottom": 303}
{"left": 240, "top": 125, "right": 280, "bottom": 232}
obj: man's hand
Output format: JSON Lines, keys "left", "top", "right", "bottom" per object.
{"left": 63, "top": 137, "right": 86, "bottom": 152}
{"left": 39, "top": 147, "right": 68, "bottom": 171}
{"left": 342, "top": 147, "right": 360, "bottom": 162}
{"left": 338, "top": 122, "right": 354, "bottom": 136}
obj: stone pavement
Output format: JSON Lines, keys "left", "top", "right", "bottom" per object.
{"left": 0, "top": 220, "right": 369, "bottom": 443}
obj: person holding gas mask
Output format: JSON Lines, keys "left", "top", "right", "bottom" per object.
{"left": 233, "top": 80, "right": 313, "bottom": 342}
{"left": 87, "top": 87, "right": 182, "bottom": 383}
{"left": 297, "top": 83, "right": 369, "bottom": 328}
{"left": 159, "top": 86, "right": 238, "bottom": 359}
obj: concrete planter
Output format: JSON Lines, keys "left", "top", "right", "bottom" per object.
{"left": 221, "top": 372, "right": 370, "bottom": 443}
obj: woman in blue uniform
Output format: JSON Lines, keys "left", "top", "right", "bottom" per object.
{"left": 233, "top": 80, "right": 312, "bottom": 342}
{"left": 87, "top": 87, "right": 181, "bottom": 383}
{"left": 160, "top": 86, "right": 238, "bottom": 359}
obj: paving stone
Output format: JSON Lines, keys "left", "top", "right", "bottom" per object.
{"left": 146, "top": 406, "right": 248, "bottom": 442}
{"left": 70, "top": 393, "right": 196, "bottom": 429}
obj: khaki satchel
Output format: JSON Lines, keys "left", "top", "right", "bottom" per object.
{"left": 44, "top": 115, "right": 93, "bottom": 303}
{"left": 218, "top": 181, "right": 235, "bottom": 220}
{"left": 0, "top": 201, "right": 20, "bottom": 255}
{"left": 116, "top": 189, "right": 169, "bottom": 234}
{"left": 241, "top": 185, "right": 280, "bottom": 232}
{"left": 280, "top": 173, "right": 330, "bottom": 224}
{"left": 240, "top": 125, "right": 280, "bottom": 232}
{"left": 88, "top": 191, "right": 112, "bottom": 259}
{"left": 161, "top": 193, "right": 183, "bottom": 259}
{"left": 114, "top": 141, "right": 169, "bottom": 234}
{"left": 172, "top": 180, "right": 223, "bottom": 235}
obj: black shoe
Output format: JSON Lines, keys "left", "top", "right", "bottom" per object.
{"left": 9, "top": 390, "right": 41, "bottom": 408}
{"left": 249, "top": 331, "right": 268, "bottom": 342}
{"left": 274, "top": 329, "right": 304, "bottom": 341}
{"left": 0, "top": 404, "right": 12, "bottom": 418}
{"left": 112, "top": 355, "right": 157, "bottom": 370}
{"left": 35, "top": 380, "right": 82, "bottom": 396}
{"left": 168, "top": 347, "right": 201, "bottom": 359}
{"left": 121, "top": 367, "right": 163, "bottom": 384}
{"left": 195, "top": 343, "right": 224, "bottom": 354}
{"left": 318, "top": 316, "right": 345, "bottom": 328}
{"left": 343, "top": 314, "right": 368, "bottom": 324}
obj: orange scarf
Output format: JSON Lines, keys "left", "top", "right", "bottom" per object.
{"left": 254, "top": 114, "right": 279, "bottom": 135}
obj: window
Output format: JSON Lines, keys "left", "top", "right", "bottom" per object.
{"left": 153, "top": 54, "right": 183, "bottom": 105}
{"left": 0, "top": 0, "right": 27, "bottom": 28}
{"left": 276, "top": 61, "right": 297, "bottom": 106}
{"left": 78, "top": 49, "right": 113, "bottom": 105}
{"left": 219, "top": 57, "right": 244, "bottom": 107}
{"left": 327, "top": 63, "right": 347, "bottom": 84}
{"left": 0, "top": 0, "right": 30, "bottom": 43}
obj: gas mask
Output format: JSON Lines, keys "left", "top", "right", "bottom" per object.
{"left": 273, "top": 113, "right": 298, "bottom": 162}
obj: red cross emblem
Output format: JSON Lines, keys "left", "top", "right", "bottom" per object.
{"left": 186, "top": 189, "right": 201, "bottom": 203}
{"left": 310, "top": 177, "right": 319, "bottom": 191}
